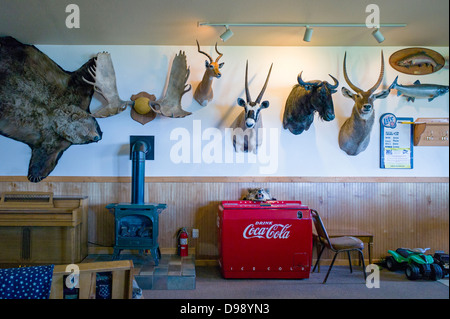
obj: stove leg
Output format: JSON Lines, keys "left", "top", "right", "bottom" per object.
{"left": 113, "top": 248, "right": 121, "bottom": 260}
{"left": 150, "top": 247, "right": 160, "bottom": 266}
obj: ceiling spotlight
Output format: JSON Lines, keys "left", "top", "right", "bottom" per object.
{"left": 220, "top": 25, "right": 234, "bottom": 42}
{"left": 303, "top": 26, "right": 313, "bottom": 42}
{"left": 372, "top": 28, "right": 385, "bottom": 43}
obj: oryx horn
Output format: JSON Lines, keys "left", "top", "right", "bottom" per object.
{"left": 255, "top": 63, "right": 273, "bottom": 104}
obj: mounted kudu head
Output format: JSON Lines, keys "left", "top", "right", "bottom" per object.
{"left": 338, "top": 51, "right": 391, "bottom": 156}
{"left": 237, "top": 61, "right": 273, "bottom": 129}
{"left": 341, "top": 51, "right": 390, "bottom": 120}
{"left": 196, "top": 40, "right": 224, "bottom": 78}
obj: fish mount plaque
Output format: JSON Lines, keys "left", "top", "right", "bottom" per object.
{"left": 389, "top": 47, "right": 445, "bottom": 75}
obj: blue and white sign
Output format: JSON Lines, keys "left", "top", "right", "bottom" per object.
{"left": 380, "top": 114, "right": 414, "bottom": 169}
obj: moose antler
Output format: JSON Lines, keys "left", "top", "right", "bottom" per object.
{"left": 150, "top": 51, "right": 192, "bottom": 118}
{"left": 82, "top": 52, "right": 132, "bottom": 118}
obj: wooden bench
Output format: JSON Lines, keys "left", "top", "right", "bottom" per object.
{"left": 50, "top": 260, "right": 134, "bottom": 299}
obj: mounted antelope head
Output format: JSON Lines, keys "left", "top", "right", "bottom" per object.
{"left": 338, "top": 51, "right": 391, "bottom": 156}
{"left": 231, "top": 61, "right": 273, "bottom": 153}
{"left": 193, "top": 40, "right": 224, "bottom": 106}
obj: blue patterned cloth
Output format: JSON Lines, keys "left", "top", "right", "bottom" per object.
{"left": 0, "top": 265, "right": 54, "bottom": 299}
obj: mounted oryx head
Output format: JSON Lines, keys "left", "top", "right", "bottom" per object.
{"left": 338, "top": 51, "right": 391, "bottom": 156}
{"left": 231, "top": 61, "right": 273, "bottom": 153}
{"left": 237, "top": 61, "right": 273, "bottom": 129}
{"left": 193, "top": 40, "right": 224, "bottom": 106}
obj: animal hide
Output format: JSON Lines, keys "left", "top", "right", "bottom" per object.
{"left": 0, "top": 36, "right": 102, "bottom": 182}
{"left": 150, "top": 51, "right": 192, "bottom": 118}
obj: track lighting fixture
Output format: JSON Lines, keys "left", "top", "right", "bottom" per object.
{"left": 372, "top": 28, "right": 385, "bottom": 43}
{"left": 303, "top": 26, "right": 313, "bottom": 42}
{"left": 198, "top": 22, "right": 405, "bottom": 43}
{"left": 220, "top": 26, "right": 234, "bottom": 42}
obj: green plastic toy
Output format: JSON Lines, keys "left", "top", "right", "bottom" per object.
{"left": 385, "top": 248, "right": 443, "bottom": 281}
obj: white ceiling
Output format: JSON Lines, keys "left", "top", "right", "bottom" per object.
{"left": 0, "top": 0, "right": 448, "bottom": 47}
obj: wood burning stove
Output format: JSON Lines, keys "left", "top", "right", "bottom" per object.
{"left": 107, "top": 202, "right": 166, "bottom": 265}
{"left": 106, "top": 138, "right": 166, "bottom": 265}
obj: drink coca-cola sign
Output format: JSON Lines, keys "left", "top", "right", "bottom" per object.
{"left": 243, "top": 221, "right": 291, "bottom": 239}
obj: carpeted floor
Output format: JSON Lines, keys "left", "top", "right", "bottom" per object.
{"left": 143, "top": 265, "right": 449, "bottom": 299}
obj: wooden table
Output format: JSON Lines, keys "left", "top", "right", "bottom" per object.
{"left": 313, "top": 229, "right": 374, "bottom": 270}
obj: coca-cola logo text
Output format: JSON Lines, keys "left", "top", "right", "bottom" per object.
{"left": 243, "top": 221, "right": 291, "bottom": 239}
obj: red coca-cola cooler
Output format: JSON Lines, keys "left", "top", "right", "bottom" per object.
{"left": 217, "top": 200, "right": 312, "bottom": 279}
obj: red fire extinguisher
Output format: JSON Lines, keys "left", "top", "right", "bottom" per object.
{"left": 177, "top": 228, "right": 188, "bottom": 257}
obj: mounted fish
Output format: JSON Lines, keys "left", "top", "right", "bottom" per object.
{"left": 283, "top": 72, "right": 339, "bottom": 135}
{"left": 194, "top": 40, "right": 224, "bottom": 106}
{"left": 0, "top": 36, "right": 102, "bottom": 182}
{"left": 82, "top": 52, "right": 133, "bottom": 118}
{"left": 231, "top": 61, "right": 273, "bottom": 153}
{"left": 149, "top": 51, "right": 192, "bottom": 118}
{"left": 389, "top": 76, "right": 449, "bottom": 102}
{"left": 389, "top": 47, "right": 445, "bottom": 75}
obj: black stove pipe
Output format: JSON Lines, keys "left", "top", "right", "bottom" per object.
{"left": 131, "top": 140, "right": 149, "bottom": 205}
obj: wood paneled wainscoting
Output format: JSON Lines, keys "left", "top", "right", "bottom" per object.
{"left": 0, "top": 176, "right": 448, "bottom": 265}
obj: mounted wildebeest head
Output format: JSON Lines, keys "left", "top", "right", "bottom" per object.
{"left": 338, "top": 51, "right": 391, "bottom": 156}
{"left": 282, "top": 72, "right": 339, "bottom": 135}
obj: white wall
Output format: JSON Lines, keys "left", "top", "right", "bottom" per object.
{"left": 0, "top": 45, "right": 448, "bottom": 177}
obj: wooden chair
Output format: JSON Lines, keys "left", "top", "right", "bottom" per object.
{"left": 311, "top": 209, "right": 367, "bottom": 284}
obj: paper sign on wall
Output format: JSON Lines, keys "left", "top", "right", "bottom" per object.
{"left": 380, "top": 113, "right": 414, "bottom": 169}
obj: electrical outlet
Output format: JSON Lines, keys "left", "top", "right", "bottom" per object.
{"left": 192, "top": 229, "right": 199, "bottom": 238}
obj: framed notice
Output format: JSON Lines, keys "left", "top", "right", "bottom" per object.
{"left": 380, "top": 113, "right": 414, "bottom": 169}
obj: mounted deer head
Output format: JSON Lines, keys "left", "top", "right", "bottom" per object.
{"left": 193, "top": 40, "right": 224, "bottom": 106}
{"left": 338, "top": 51, "right": 391, "bottom": 156}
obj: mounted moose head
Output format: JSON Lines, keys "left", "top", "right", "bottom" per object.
{"left": 149, "top": 51, "right": 192, "bottom": 118}
{"left": 283, "top": 72, "right": 339, "bottom": 135}
{"left": 338, "top": 51, "right": 391, "bottom": 156}
{"left": 231, "top": 61, "right": 273, "bottom": 153}
{"left": 193, "top": 40, "right": 224, "bottom": 106}
{"left": 82, "top": 52, "right": 133, "bottom": 118}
